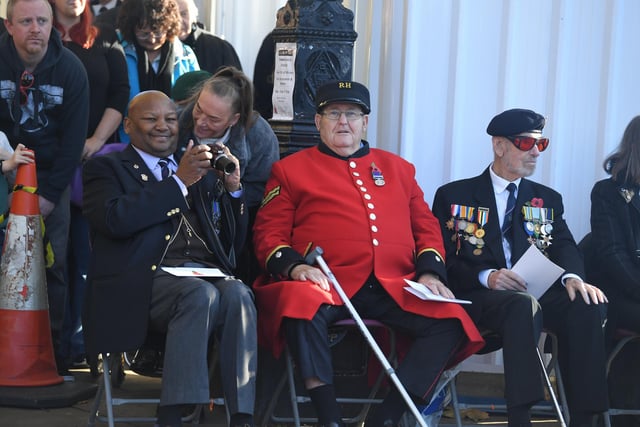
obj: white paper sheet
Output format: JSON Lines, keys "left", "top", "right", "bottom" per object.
{"left": 511, "top": 244, "right": 565, "bottom": 299}
{"left": 403, "top": 279, "right": 472, "bottom": 304}
{"left": 161, "top": 266, "right": 227, "bottom": 278}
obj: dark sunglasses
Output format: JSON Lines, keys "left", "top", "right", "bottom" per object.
{"left": 506, "top": 135, "right": 549, "bottom": 152}
{"left": 20, "top": 70, "right": 34, "bottom": 106}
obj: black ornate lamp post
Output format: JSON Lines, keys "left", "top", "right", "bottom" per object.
{"left": 268, "top": 0, "right": 357, "bottom": 156}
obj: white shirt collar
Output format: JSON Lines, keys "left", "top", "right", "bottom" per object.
{"left": 489, "top": 162, "right": 521, "bottom": 194}
{"left": 131, "top": 145, "right": 176, "bottom": 178}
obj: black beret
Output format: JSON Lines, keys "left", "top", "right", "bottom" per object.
{"left": 486, "top": 108, "right": 545, "bottom": 136}
{"left": 315, "top": 81, "right": 371, "bottom": 114}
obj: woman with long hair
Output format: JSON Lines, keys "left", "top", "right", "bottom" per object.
{"left": 589, "top": 115, "right": 640, "bottom": 420}
{"left": 178, "top": 66, "right": 280, "bottom": 285}
{"left": 590, "top": 115, "right": 640, "bottom": 333}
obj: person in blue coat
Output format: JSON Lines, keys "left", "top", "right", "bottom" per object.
{"left": 115, "top": 0, "right": 199, "bottom": 142}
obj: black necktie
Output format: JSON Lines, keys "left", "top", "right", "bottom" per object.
{"left": 158, "top": 158, "right": 171, "bottom": 180}
{"left": 98, "top": 6, "right": 107, "bottom": 13}
{"left": 502, "top": 183, "right": 517, "bottom": 244}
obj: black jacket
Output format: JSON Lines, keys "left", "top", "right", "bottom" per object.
{"left": 182, "top": 24, "right": 242, "bottom": 73}
{"left": 0, "top": 29, "right": 89, "bottom": 203}
{"left": 82, "top": 145, "right": 247, "bottom": 354}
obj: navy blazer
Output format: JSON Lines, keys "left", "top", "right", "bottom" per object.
{"left": 432, "top": 167, "right": 584, "bottom": 294}
{"left": 590, "top": 177, "right": 640, "bottom": 300}
{"left": 82, "top": 145, "right": 247, "bottom": 354}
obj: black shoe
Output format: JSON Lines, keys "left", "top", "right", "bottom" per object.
{"left": 130, "top": 348, "right": 162, "bottom": 376}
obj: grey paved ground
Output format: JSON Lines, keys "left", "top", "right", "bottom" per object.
{"left": 0, "top": 368, "right": 563, "bottom": 427}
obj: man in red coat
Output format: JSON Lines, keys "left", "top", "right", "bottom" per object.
{"left": 253, "top": 81, "right": 484, "bottom": 427}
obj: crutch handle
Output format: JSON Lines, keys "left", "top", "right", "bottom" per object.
{"left": 304, "top": 246, "right": 324, "bottom": 265}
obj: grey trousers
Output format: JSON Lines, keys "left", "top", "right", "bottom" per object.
{"left": 150, "top": 269, "right": 257, "bottom": 415}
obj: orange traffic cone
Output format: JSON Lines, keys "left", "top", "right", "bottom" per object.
{"left": 0, "top": 158, "right": 62, "bottom": 386}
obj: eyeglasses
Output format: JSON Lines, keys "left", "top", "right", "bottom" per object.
{"left": 506, "top": 135, "right": 549, "bottom": 152}
{"left": 135, "top": 29, "right": 165, "bottom": 40}
{"left": 20, "top": 70, "right": 34, "bottom": 106}
{"left": 321, "top": 110, "right": 364, "bottom": 122}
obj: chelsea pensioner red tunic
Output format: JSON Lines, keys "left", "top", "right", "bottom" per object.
{"left": 253, "top": 144, "right": 484, "bottom": 365}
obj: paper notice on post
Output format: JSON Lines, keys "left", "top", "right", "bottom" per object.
{"left": 511, "top": 244, "right": 565, "bottom": 299}
{"left": 161, "top": 267, "right": 227, "bottom": 278}
{"left": 403, "top": 279, "right": 472, "bottom": 304}
{"left": 271, "top": 42, "right": 296, "bottom": 121}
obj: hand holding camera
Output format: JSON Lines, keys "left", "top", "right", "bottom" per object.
{"left": 207, "top": 143, "right": 241, "bottom": 192}
{"left": 211, "top": 148, "right": 236, "bottom": 175}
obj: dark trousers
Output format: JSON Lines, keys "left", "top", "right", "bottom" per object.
{"left": 462, "top": 285, "right": 608, "bottom": 418}
{"left": 539, "top": 285, "right": 608, "bottom": 417}
{"left": 150, "top": 270, "right": 257, "bottom": 413}
{"left": 284, "top": 278, "right": 464, "bottom": 404}
{"left": 46, "top": 187, "right": 71, "bottom": 370}
{"left": 461, "top": 288, "right": 545, "bottom": 409}
{"left": 61, "top": 204, "right": 90, "bottom": 364}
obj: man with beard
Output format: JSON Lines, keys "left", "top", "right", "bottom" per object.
{"left": 432, "top": 108, "right": 609, "bottom": 426}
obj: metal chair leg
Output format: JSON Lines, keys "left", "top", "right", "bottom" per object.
{"left": 285, "top": 348, "right": 301, "bottom": 427}
{"left": 448, "top": 377, "right": 463, "bottom": 427}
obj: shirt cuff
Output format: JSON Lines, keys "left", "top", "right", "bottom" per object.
{"left": 561, "top": 273, "right": 582, "bottom": 286}
{"left": 478, "top": 269, "right": 495, "bottom": 288}
{"left": 229, "top": 187, "right": 243, "bottom": 198}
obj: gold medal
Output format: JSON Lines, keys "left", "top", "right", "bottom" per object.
{"left": 474, "top": 228, "right": 485, "bottom": 238}
{"left": 465, "top": 223, "right": 476, "bottom": 234}
{"left": 473, "top": 248, "right": 482, "bottom": 256}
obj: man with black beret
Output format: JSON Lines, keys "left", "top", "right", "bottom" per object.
{"left": 432, "top": 108, "right": 609, "bottom": 426}
{"left": 252, "top": 81, "right": 484, "bottom": 427}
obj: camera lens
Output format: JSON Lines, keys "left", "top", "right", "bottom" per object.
{"left": 211, "top": 153, "right": 236, "bottom": 175}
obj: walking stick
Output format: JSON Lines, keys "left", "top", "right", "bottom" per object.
{"left": 535, "top": 347, "right": 567, "bottom": 427}
{"left": 305, "top": 247, "right": 428, "bottom": 427}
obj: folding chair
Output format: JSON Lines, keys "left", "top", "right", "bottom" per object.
{"left": 448, "top": 329, "right": 568, "bottom": 426}
{"left": 603, "top": 328, "right": 640, "bottom": 427}
{"left": 260, "top": 319, "right": 397, "bottom": 427}
{"left": 86, "top": 335, "right": 223, "bottom": 427}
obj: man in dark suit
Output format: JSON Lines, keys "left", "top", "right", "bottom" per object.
{"left": 82, "top": 90, "right": 256, "bottom": 427}
{"left": 432, "top": 108, "right": 608, "bottom": 427}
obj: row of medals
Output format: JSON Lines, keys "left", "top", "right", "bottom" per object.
{"left": 452, "top": 219, "right": 485, "bottom": 255}
{"left": 523, "top": 206, "right": 554, "bottom": 250}
{"left": 526, "top": 220, "right": 553, "bottom": 249}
